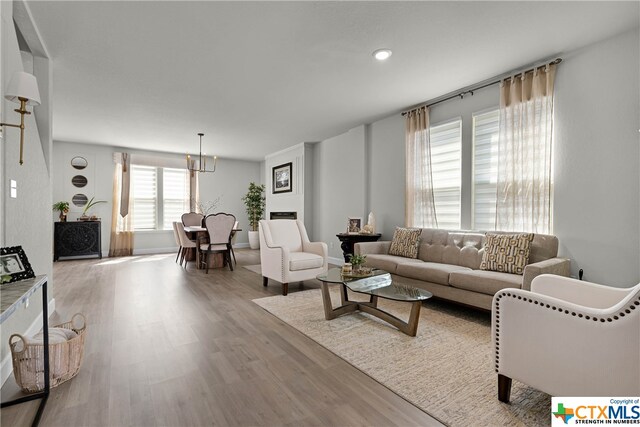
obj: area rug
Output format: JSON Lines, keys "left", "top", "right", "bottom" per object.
{"left": 253, "top": 288, "right": 550, "bottom": 427}
{"left": 243, "top": 264, "right": 262, "bottom": 275}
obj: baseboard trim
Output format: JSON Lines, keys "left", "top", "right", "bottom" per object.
{"left": 1, "top": 298, "right": 56, "bottom": 386}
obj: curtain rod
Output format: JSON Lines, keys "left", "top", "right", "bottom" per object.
{"left": 401, "top": 57, "right": 562, "bottom": 116}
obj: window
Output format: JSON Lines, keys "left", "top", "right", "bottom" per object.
{"left": 132, "top": 165, "right": 189, "bottom": 231}
{"left": 472, "top": 109, "right": 500, "bottom": 230}
{"left": 162, "top": 168, "right": 190, "bottom": 230}
{"left": 132, "top": 165, "right": 157, "bottom": 230}
{"left": 429, "top": 119, "right": 462, "bottom": 229}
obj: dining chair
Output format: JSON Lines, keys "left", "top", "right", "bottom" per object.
{"left": 200, "top": 213, "right": 236, "bottom": 273}
{"left": 229, "top": 221, "right": 239, "bottom": 265}
{"left": 181, "top": 212, "right": 204, "bottom": 227}
{"left": 175, "top": 222, "right": 197, "bottom": 268}
{"left": 172, "top": 222, "right": 182, "bottom": 263}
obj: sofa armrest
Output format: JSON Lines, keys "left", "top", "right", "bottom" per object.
{"left": 355, "top": 241, "right": 391, "bottom": 256}
{"left": 522, "top": 257, "right": 570, "bottom": 291}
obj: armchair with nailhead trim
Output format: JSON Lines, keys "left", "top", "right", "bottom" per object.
{"left": 259, "top": 219, "right": 328, "bottom": 296}
{"left": 492, "top": 274, "right": 640, "bottom": 402}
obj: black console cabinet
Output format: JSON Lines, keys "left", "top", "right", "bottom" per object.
{"left": 54, "top": 221, "right": 102, "bottom": 261}
{"left": 336, "top": 233, "right": 382, "bottom": 262}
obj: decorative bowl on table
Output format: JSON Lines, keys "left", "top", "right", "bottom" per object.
{"left": 343, "top": 267, "right": 373, "bottom": 278}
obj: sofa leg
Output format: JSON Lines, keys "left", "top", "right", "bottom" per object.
{"left": 282, "top": 283, "right": 288, "bottom": 296}
{"left": 263, "top": 277, "right": 268, "bottom": 287}
{"left": 498, "top": 374, "right": 512, "bottom": 403}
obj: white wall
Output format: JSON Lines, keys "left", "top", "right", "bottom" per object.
{"left": 306, "top": 28, "right": 639, "bottom": 287}
{"left": 553, "top": 28, "right": 639, "bottom": 286}
{"left": 1, "top": 0, "right": 53, "bottom": 382}
{"left": 264, "top": 143, "right": 314, "bottom": 230}
{"left": 198, "top": 157, "right": 261, "bottom": 241}
{"left": 368, "top": 114, "right": 404, "bottom": 238}
{"left": 312, "top": 125, "right": 366, "bottom": 260}
{"left": 52, "top": 141, "right": 261, "bottom": 254}
{"left": 2, "top": 1, "right": 52, "bottom": 278}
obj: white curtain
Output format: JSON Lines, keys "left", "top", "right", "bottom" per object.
{"left": 405, "top": 106, "right": 438, "bottom": 228}
{"left": 496, "top": 63, "right": 556, "bottom": 233}
{"left": 109, "top": 153, "right": 134, "bottom": 257}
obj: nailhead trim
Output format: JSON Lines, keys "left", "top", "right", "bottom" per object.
{"left": 493, "top": 292, "right": 640, "bottom": 372}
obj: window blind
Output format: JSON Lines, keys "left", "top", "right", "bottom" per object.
{"left": 472, "top": 109, "right": 500, "bottom": 231}
{"left": 132, "top": 165, "right": 157, "bottom": 230}
{"left": 429, "top": 119, "right": 462, "bottom": 229}
{"left": 162, "top": 168, "right": 189, "bottom": 230}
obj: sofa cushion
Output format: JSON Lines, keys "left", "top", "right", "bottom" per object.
{"left": 449, "top": 270, "right": 523, "bottom": 296}
{"left": 396, "top": 262, "right": 471, "bottom": 286}
{"left": 388, "top": 227, "right": 422, "bottom": 258}
{"left": 418, "top": 230, "right": 484, "bottom": 268}
{"left": 480, "top": 233, "right": 534, "bottom": 275}
{"left": 289, "top": 252, "right": 323, "bottom": 271}
{"left": 364, "top": 254, "right": 422, "bottom": 274}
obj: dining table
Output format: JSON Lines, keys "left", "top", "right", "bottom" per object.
{"left": 183, "top": 225, "right": 242, "bottom": 269}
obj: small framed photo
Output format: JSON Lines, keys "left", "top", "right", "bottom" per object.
{"left": 347, "top": 217, "right": 362, "bottom": 234}
{"left": 1, "top": 246, "right": 35, "bottom": 284}
{"left": 272, "top": 162, "right": 293, "bottom": 194}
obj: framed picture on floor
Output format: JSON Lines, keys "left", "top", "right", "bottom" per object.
{"left": 272, "top": 162, "right": 293, "bottom": 194}
{"left": 1, "top": 246, "right": 35, "bottom": 284}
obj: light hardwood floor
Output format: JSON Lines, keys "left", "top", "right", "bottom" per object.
{"left": 1, "top": 250, "right": 443, "bottom": 426}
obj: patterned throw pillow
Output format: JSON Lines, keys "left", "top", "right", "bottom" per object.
{"left": 388, "top": 227, "right": 422, "bottom": 259}
{"left": 480, "top": 233, "right": 534, "bottom": 275}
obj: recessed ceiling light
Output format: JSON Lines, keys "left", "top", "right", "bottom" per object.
{"left": 373, "top": 49, "right": 392, "bottom": 61}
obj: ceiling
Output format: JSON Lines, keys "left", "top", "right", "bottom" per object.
{"left": 24, "top": 1, "right": 639, "bottom": 161}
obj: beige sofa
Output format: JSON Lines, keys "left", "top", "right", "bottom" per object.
{"left": 354, "top": 228, "right": 570, "bottom": 310}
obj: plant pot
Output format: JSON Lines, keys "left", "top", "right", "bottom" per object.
{"left": 59, "top": 212, "right": 67, "bottom": 222}
{"left": 248, "top": 230, "right": 260, "bottom": 250}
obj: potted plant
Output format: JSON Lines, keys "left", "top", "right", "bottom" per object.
{"left": 348, "top": 253, "right": 367, "bottom": 273}
{"left": 80, "top": 197, "right": 107, "bottom": 220}
{"left": 242, "top": 182, "right": 265, "bottom": 249}
{"left": 52, "top": 201, "right": 70, "bottom": 222}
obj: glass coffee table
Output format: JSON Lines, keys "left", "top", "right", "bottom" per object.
{"left": 316, "top": 268, "right": 432, "bottom": 337}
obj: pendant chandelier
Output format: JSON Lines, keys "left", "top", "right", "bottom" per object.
{"left": 186, "top": 133, "right": 217, "bottom": 173}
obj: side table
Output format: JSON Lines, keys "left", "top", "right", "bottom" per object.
{"left": 335, "top": 233, "right": 382, "bottom": 262}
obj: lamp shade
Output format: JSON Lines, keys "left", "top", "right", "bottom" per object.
{"left": 4, "top": 71, "right": 41, "bottom": 106}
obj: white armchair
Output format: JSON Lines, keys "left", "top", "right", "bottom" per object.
{"left": 492, "top": 274, "right": 640, "bottom": 402}
{"left": 259, "top": 220, "right": 328, "bottom": 296}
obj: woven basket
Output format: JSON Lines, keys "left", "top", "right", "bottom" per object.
{"left": 9, "top": 313, "right": 87, "bottom": 393}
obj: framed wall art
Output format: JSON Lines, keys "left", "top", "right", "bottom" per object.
{"left": 0, "top": 246, "right": 35, "bottom": 284}
{"left": 272, "top": 162, "right": 293, "bottom": 194}
{"left": 347, "top": 217, "right": 362, "bottom": 233}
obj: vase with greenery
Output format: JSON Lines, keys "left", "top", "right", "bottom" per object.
{"left": 242, "top": 182, "right": 265, "bottom": 249}
{"left": 52, "top": 201, "right": 70, "bottom": 222}
{"left": 348, "top": 253, "right": 367, "bottom": 273}
{"left": 81, "top": 197, "right": 107, "bottom": 220}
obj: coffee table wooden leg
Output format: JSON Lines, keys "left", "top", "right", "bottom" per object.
{"left": 406, "top": 301, "right": 422, "bottom": 337}
{"left": 320, "top": 282, "right": 357, "bottom": 320}
{"left": 340, "top": 284, "right": 349, "bottom": 305}
{"left": 369, "top": 294, "right": 378, "bottom": 308}
{"left": 358, "top": 300, "right": 422, "bottom": 337}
